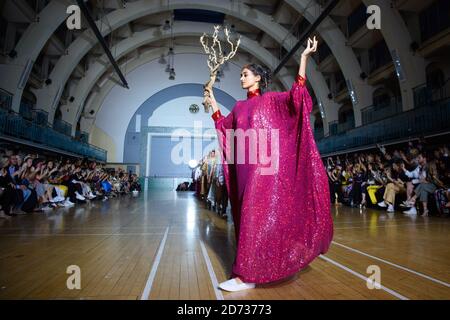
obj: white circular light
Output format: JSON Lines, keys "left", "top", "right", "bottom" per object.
{"left": 188, "top": 159, "right": 198, "bottom": 169}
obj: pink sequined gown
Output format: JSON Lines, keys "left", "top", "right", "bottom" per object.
{"left": 212, "top": 76, "right": 334, "bottom": 284}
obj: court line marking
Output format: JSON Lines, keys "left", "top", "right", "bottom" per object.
{"left": 140, "top": 226, "right": 169, "bottom": 300}
{"left": 200, "top": 240, "right": 224, "bottom": 300}
{"left": 319, "top": 254, "right": 409, "bottom": 300}
{"left": 332, "top": 241, "right": 450, "bottom": 288}
{"left": 334, "top": 222, "right": 448, "bottom": 230}
{"left": 0, "top": 232, "right": 206, "bottom": 237}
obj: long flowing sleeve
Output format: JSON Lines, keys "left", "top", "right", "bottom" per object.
{"left": 271, "top": 74, "right": 311, "bottom": 120}
{"left": 289, "top": 74, "right": 312, "bottom": 114}
{"left": 212, "top": 109, "right": 234, "bottom": 130}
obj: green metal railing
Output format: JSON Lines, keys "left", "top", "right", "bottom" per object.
{"left": 53, "top": 118, "right": 72, "bottom": 136}
{"left": 0, "top": 89, "right": 13, "bottom": 112}
{"left": 361, "top": 97, "right": 403, "bottom": 125}
{"left": 317, "top": 99, "right": 450, "bottom": 155}
{"left": 0, "top": 108, "right": 106, "bottom": 161}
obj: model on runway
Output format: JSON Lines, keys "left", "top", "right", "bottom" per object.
{"left": 205, "top": 37, "right": 334, "bottom": 292}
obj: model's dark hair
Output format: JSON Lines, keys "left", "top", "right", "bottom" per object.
{"left": 242, "top": 63, "right": 272, "bottom": 92}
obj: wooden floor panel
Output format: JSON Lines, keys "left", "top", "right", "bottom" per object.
{"left": 0, "top": 190, "right": 449, "bottom": 300}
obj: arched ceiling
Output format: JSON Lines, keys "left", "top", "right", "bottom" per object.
{"left": 0, "top": 0, "right": 429, "bottom": 137}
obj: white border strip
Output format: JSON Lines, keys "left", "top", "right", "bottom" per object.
{"left": 200, "top": 240, "right": 224, "bottom": 300}
{"left": 319, "top": 255, "right": 409, "bottom": 300}
{"left": 140, "top": 227, "right": 170, "bottom": 300}
{"left": 332, "top": 241, "right": 450, "bottom": 288}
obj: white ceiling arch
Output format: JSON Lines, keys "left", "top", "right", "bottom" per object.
{"left": 33, "top": 0, "right": 337, "bottom": 130}
{"left": 0, "top": 0, "right": 71, "bottom": 113}
{"left": 63, "top": 21, "right": 299, "bottom": 133}
{"left": 287, "top": 0, "right": 372, "bottom": 126}
{"left": 86, "top": 50, "right": 256, "bottom": 162}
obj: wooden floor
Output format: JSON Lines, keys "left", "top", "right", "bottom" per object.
{"left": 0, "top": 188, "right": 449, "bottom": 300}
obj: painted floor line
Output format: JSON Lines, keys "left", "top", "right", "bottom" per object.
{"left": 319, "top": 254, "right": 409, "bottom": 300}
{"left": 200, "top": 240, "right": 224, "bottom": 300}
{"left": 332, "top": 240, "right": 450, "bottom": 288}
{"left": 140, "top": 227, "right": 170, "bottom": 300}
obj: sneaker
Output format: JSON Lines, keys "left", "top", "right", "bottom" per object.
{"left": 400, "top": 200, "right": 414, "bottom": 208}
{"left": 404, "top": 207, "right": 417, "bottom": 215}
{"left": 63, "top": 200, "right": 75, "bottom": 207}
{"left": 387, "top": 204, "right": 395, "bottom": 212}
{"left": 41, "top": 204, "right": 53, "bottom": 211}
{"left": 53, "top": 196, "right": 65, "bottom": 203}
{"left": 75, "top": 192, "right": 86, "bottom": 201}
{"left": 218, "top": 278, "right": 256, "bottom": 292}
{"left": 88, "top": 192, "right": 96, "bottom": 199}
{"left": 0, "top": 211, "right": 12, "bottom": 219}
{"left": 378, "top": 201, "right": 387, "bottom": 207}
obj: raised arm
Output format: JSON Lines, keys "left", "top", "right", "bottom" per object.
{"left": 287, "top": 36, "right": 318, "bottom": 115}
{"left": 205, "top": 87, "right": 235, "bottom": 130}
{"left": 299, "top": 36, "right": 317, "bottom": 80}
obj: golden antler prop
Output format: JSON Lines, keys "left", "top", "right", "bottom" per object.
{"left": 200, "top": 25, "right": 240, "bottom": 112}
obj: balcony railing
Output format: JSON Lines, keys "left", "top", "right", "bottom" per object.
{"left": 413, "top": 78, "right": 450, "bottom": 107}
{"left": 0, "top": 109, "right": 106, "bottom": 161}
{"left": 76, "top": 130, "right": 89, "bottom": 143}
{"left": 328, "top": 120, "right": 338, "bottom": 136}
{"left": 19, "top": 101, "right": 34, "bottom": 120}
{"left": 361, "top": 97, "right": 403, "bottom": 125}
{"left": 0, "top": 89, "right": 12, "bottom": 112}
{"left": 33, "top": 109, "right": 49, "bottom": 126}
{"left": 317, "top": 98, "right": 450, "bottom": 155}
{"left": 337, "top": 120, "right": 355, "bottom": 134}
{"left": 53, "top": 118, "right": 72, "bottom": 136}
{"left": 314, "top": 129, "right": 324, "bottom": 141}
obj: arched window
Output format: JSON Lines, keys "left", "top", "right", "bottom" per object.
{"left": 372, "top": 87, "right": 391, "bottom": 109}
{"left": 338, "top": 103, "right": 354, "bottom": 124}
{"left": 426, "top": 63, "right": 446, "bottom": 102}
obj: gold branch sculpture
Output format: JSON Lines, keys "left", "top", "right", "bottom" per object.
{"left": 200, "top": 25, "right": 240, "bottom": 112}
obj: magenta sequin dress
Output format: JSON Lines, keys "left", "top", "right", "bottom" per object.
{"left": 212, "top": 76, "right": 334, "bottom": 284}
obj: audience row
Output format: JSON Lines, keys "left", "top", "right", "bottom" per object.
{"left": 0, "top": 148, "right": 141, "bottom": 217}
{"left": 325, "top": 139, "right": 450, "bottom": 216}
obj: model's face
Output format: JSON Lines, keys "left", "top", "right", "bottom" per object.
{"left": 240, "top": 68, "right": 261, "bottom": 90}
